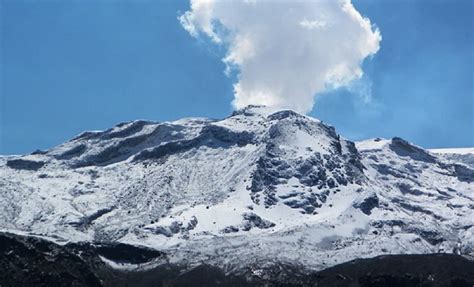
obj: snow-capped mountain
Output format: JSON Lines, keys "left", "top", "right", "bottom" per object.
{"left": 1, "top": 105, "right": 473, "bottom": 272}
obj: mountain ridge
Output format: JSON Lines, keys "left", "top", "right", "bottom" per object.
{"left": 0, "top": 105, "right": 473, "bottom": 273}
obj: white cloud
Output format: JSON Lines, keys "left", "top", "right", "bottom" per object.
{"left": 299, "top": 18, "right": 327, "bottom": 30}
{"left": 179, "top": 0, "right": 381, "bottom": 114}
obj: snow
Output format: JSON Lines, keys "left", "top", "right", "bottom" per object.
{"left": 429, "top": 148, "right": 474, "bottom": 155}
{"left": 355, "top": 138, "right": 390, "bottom": 151}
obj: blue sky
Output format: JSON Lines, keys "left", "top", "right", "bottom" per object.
{"left": 1, "top": 0, "right": 473, "bottom": 154}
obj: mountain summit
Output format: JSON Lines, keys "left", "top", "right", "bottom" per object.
{"left": 1, "top": 106, "right": 473, "bottom": 272}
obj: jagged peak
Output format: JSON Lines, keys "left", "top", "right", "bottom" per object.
{"left": 230, "top": 105, "right": 318, "bottom": 121}
{"left": 231, "top": 105, "right": 289, "bottom": 118}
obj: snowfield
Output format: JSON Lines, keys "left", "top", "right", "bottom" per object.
{"left": 429, "top": 148, "right": 474, "bottom": 155}
{"left": 0, "top": 105, "right": 473, "bottom": 272}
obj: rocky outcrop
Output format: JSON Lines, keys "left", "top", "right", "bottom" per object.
{"left": 389, "top": 137, "right": 437, "bottom": 163}
{"left": 353, "top": 194, "right": 379, "bottom": 215}
{"left": 6, "top": 159, "right": 45, "bottom": 171}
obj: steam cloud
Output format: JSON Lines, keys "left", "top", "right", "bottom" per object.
{"left": 179, "top": 0, "right": 381, "bottom": 113}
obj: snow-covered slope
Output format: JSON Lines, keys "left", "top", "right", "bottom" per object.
{"left": 429, "top": 148, "right": 474, "bottom": 154}
{"left": 0, "top": 105, "right": 473, "bottom": 272}
{"left": 429, "top": 147, "right": 474, "bottom": 168}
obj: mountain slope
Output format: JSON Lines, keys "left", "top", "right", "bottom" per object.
{"left": 0, "top": 105, "right": 473, "bottom": 272}
{"left": 2, "top": 232, "right": 474, "bottom": 287}
{"left": 429, "top": 148, "right": 474, "bottom": 168}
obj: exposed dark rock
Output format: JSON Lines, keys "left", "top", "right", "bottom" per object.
{"left": 404, "top": 162, "right": 421, "bottom": 174}
{"left": 0, "top": 233, "right": 102, "bottom": 287}
{"left": 418, "top": 230, "right": 445, "bottom": 245}
{"left": 74, "top": 135, "right": 148, "bottom": 167}
{"left": 372, "top": 164, "right": 406, "bottom": 178}
{"left": 200, "top": 125, "right": 255, "bottom": 146}
{"left": 318, "top": 254, "right": 474, "bottom": 287}
{"left": 278, "top": 190, "right": 302, "bottom": 199}
{"left": 68, "top": 124, "right": 184, "bottom": 167}
{"left": 146, "top": 226, "right": 174, "bottom": 237}
{"left": 452, "top": 164, "right": 474, "bottom": 183}
{"left": 392, "top": 198, "right": 443, "bottom": 220}
{"left": 71, "top": 131, "right": 104, "bottom": 141}
{"left": 345, "top": 141, "right": 366, "bottom": 171}
{"left": 389, "top": 137, "right": 436, "bottom": 163}
{"left": 91, "top": 243, "right": 164, "bottom": 264}
{"left": 186, "top": 216, "right": 198, "bottom": 230}
{"left": 134, "top": 140, "right": 191, "bottom": 162}
{"left": 69, "top": 207, "right": 115, "bottom": 229}
{"left": 353, "top": 194, "right": 379, "bottom": 215}
{"left": 439, "top": 152, "right": 474, "bottom": 169}
{"left": 169, "top": 221, "right": 182, "bottom": 234}
{"left": 133, "top": 125, "right": 254, "bottom": 162}
{"left": 102, "top": 120, "right": 150, "bottom": 140}
{"left": 283, "top": 199, "right": 308, "bottom": 209}
{"left": 250, "top": 130, "right": 365, "bottom": 211}
{"left": 230, "top": 104, "right": 267, "bottom": 117}
{"left": 397, "top": 182, "right": 424, "bottom": 196}
{"left": 56, "top": 144, "right": 87, "bottom": 160}
{"left": 267, "top": 110, "right": 305, "bottom": 121}
{"left": 1, "top": 232, "right": 473, "bottom": 287}
{"left": 6, "top": 159, "right": 45, "bottom": 171}
{"left": 146, "top": 221, "right": 187, "bottom": 237}
{"left": 31, "top": 149, "right": 48, "bottom": 155}
{"left": 221, "top": 226, "right": 240, "bottom": 233}
{"left": 241, "top": 212, "right": 275, "bottom": 231}
{"left": 371, "top": 220, "right": 406, "bottom": 229}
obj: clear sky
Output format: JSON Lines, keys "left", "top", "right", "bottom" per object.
{"left": 1, "top": 0, "right": 473, "bottom": 154}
